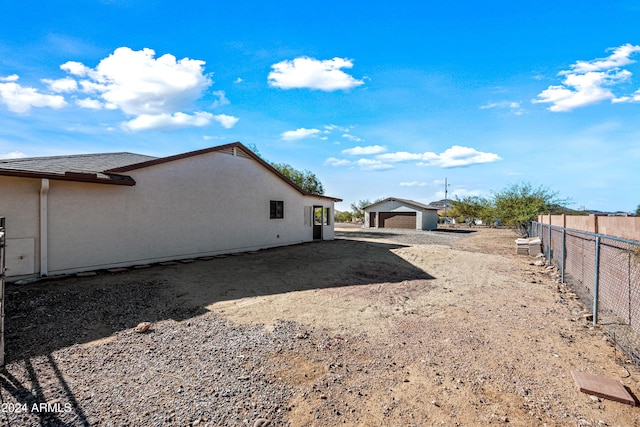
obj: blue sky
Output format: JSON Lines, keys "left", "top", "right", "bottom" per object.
{"left": 1, "top": 1, "right": 640, "bottom": 213}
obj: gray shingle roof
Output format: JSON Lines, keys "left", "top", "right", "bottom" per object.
{"left": 0, "top": 152, "right": 157, "bottom": 180}
{"left": 0, "top": 143, "right": 342, "bottom": 201}
{"left": 364, "top": 197, "right": 439, "bottom": 211}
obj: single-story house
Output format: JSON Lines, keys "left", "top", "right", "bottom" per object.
{"left": 0, "top": 142, "right": 341, "bottom": 279}
{"left": 364, "top": 198, "right": 439, "bottom": 230}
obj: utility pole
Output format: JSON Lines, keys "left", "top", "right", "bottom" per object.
{"left": 443, "top": 178, "right": 449, "bottom": 220}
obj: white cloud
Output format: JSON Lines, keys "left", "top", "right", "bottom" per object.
{"left": 212, "top": 114, "right": 239, "bottom": 129}
{"left": 399, "top": 181, "right": 429, "bottom": 187}
{"left": 211, "top": 90, "right": 229, "bottom": 108}
{"left": 342, "top": 133, "right": 364, "bottom": 142}
{"left": 0, "top": 74, "right": 19, "bottom": 82}
{"left": 421, "top": 145, "right": 501, "bottom": 168}
{"left": 46, "top": 46, "right": 239, "bottom": 131}
{"left": 613, "top": 88, "right": 640, "bottom": 104}
{"left": 281, "top": 128, "right": 321, "bottom": 141}
{"left": 533, "top": 70, "right": 629, "bottom": 112}
{"left": 65, "top": 47, "right": 212, "bottom": 116}
{"left": 356, "top": 158, "right": 394, "bottom": 171}
{"left": 0, "top": 75, "right": 67, "bottom": 113}
{"left": 122, "top": 111, "right": 216, "bottom": 131}
{"left": 60, "top": 61, "right": 91, "bottom": 76}
{"left": 76, "top": 98, "right": 103, "bottom": 109}
{"left": 480, "top": 100, "right": 524, "bottom": 115}
{"left": 533, "top": 44, "right": 640, "bottom": 112}
{"left": 376, "top": 151, "right": 424, "bottom": 162}
{"left": 570, "top": 43, "right": 640, "bottom": 73}
{"left": 0, "top": 150, "right": 27, "bottom": 159}
{"left": 342, "top": 145, "right": 387, "bottom": 155}
{"left": 324, "top": 156, "right": 393, "bottom": 170}
{"left": 378, "top": 146, "right": 501, "bottom": 168}
{"left": 324, "top": 124, "right": 351, "bottom": 132}
{"left": 324, "top": 157, "right": 353, "bottom": 167}
{"left": 42, "top": 77, "right": 78, "bottom": 93}
{"left": 268, "top": 56, "right": 364, "bottom": 91}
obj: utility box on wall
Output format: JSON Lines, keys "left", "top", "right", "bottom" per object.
{"left": 5, "top": 238, "right": 35, "bottom": 277}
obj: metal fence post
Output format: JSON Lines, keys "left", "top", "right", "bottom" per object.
{"left": 561, "top": 228, "right": 566, "bottom": 284}
{"left": 547, "top": 222, "right": 552, "bottom": 261}
{"left": 593, "top": 236, "right": 600, "bottom": 325}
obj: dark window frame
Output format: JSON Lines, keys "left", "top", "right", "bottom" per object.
{"left": 270, "top": 200, "right": 284, "bottom": 219}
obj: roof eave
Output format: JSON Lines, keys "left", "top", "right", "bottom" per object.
{"left": 0, "top": 169, "right": 136, "bottom": 186}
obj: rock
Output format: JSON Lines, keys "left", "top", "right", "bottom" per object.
{"left": 134, "top": 322, "right": 152, "bottom": 333}
{"left": 254, "top": 418, "right": 271, "bottom": 427}
{"left": 534, "top": 260, "right": 546, "bottom": 267}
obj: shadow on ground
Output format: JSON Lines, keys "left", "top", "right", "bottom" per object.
{"left": 5, "top": 239, "right": 433, "bottom": 362}
{"left": 335, "top": 230, "right": 402, "bottom": 239}
{"left": 433, "top": 228, "right": 478, "bottom": 234}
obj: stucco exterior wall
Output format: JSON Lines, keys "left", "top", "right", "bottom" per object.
{"left": 420, "top": 210, "right": 438, "bottom": 230}
{"left": 2, "top": 150, "right": 335, "bottom": 277}
{"left": 0, "top": 176, "right": 41, "bottom": 276}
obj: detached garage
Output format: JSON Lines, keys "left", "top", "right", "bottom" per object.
{"left": 364, "top": 198, "right": 438, "bottom": 230}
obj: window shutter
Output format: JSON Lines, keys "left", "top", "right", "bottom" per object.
{"left": 304, "top": 206, "right": 312, "bottom": 226}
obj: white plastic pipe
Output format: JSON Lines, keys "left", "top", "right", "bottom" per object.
{"left": 40, "top": 178, "right": 49, "bottom": 277}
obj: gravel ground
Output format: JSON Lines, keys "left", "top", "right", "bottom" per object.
{"left": 1, "top": 315, "right": 313, "bottom": 426}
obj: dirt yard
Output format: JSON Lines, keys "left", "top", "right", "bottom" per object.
{"left": 1, "top": 226, "right": 639, "bottom": 426}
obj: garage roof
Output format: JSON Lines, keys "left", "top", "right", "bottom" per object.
{"left": 364, "top": 197, "right": 439, "bottom": 211}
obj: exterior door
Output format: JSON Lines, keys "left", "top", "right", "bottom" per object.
{"left": 313, "top": 206, "right": 323, "bottom": 240}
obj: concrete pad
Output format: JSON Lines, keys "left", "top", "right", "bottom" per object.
{"left": 571, "top": 371, "right": 636, "bottom": 406}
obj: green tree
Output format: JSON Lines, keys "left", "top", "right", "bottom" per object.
{"left": 450, "top": 196, "right": 495, "bottom": 226}
{"left": 270, "top": 162, "right": 325, "bottom": 195}
{"left": 492, "top": 182, "right": 567, "bottom": 236}
{"left": 334, "top": 210, "right": 353, "bottom": 222}
{"left": 350, "top": 199, "right": 371, "bottom": 221}
{"left": 636, "top": 204, "right": 640, "bottom": 216}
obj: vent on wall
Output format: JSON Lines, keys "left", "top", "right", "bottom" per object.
{"left": 235, "top": 148, "right": 251, "bottom": 159}
{"left": 219, "top": 147, "right": 252, "bottom": 158}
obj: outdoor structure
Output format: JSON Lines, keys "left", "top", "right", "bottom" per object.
{"left": 363, "top": 198, "right": 438, "bottom": 230}
{"left": 0, "top": 142, "right": 340, "bottom": 280}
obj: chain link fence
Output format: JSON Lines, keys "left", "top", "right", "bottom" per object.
{"left": 531, "top": 221, "right": 640, "bottom": 366}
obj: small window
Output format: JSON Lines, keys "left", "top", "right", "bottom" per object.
{"left": 270, "top": 200, "right": 284, "bottom": 219}
{"left": 324, "top": 208, "right": 331, "bottom": 225}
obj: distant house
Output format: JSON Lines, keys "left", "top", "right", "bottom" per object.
{"left": 0, "top": 142, "right": 340, "bottom": 279}
{"left": 363, "top": 198, "right": 439, "bottom": 230}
